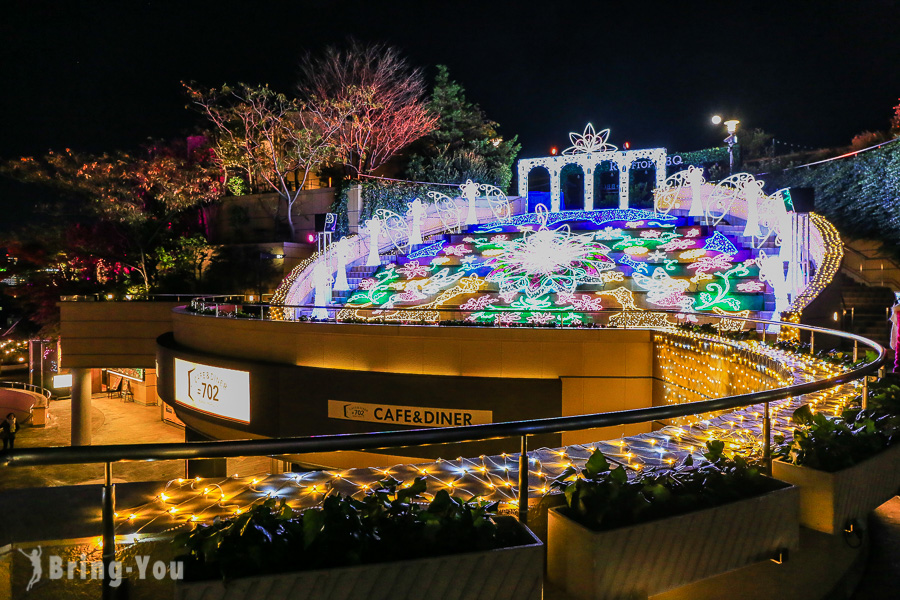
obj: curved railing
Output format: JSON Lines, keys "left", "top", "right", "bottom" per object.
{"left": 2, "top": 313, "right": 885, "bottom": 480}
{"left": 1, "top": 313, "right": 885, "bottom": 596}
{"left": 0, "top": 380, "right": 52, "bottom": 400}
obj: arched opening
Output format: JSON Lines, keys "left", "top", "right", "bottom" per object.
{"left": 629, "top": 159, "right": 658, "bottom": 209}
{"left": 526, "top": 166, "right": 551, "bottom": 212}
{"left": 560, "top": 163, "right": 585, "bottom": 210}
{"left": 593, "top": 161, "right": 620, "bottom": 209}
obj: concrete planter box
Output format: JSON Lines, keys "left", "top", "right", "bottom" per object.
{"left": 176, "top": 517, "right": 543, "bottom": 600}
{"left": 30, "top": 399, "right": 48, "bottom": 427}
{"left": 772, "top": 442, "right": 900, "bottom": 534}
{"left": 547, "top": 482, "right": 799, "bottom": 600}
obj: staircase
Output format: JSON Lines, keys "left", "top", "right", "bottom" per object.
{"left": 840, "top": 274, "right": 895, "bottom": 348}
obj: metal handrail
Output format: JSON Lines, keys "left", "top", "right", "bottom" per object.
{"left": 0, "top": 381, "right": 52, "bottom": 401}
{"left": 2, "top": 319, "right": 885, "bottom": 468}
{"left": 841, "top": 244, "right": 900, "bottom": 291}
{"left": 0, "top": 315, "right": 885, "bottom": 598}
{"left": 58, "top": 294, "right": 245, "bottom": 303}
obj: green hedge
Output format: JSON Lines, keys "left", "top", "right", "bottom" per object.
{"left": 765, "top": 140, "right": 900, "bottom": 254}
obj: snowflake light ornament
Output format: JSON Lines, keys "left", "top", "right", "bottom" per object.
{"left": 563, "top": 123, "right": 618, "bottom": 155}
{"left": 485, "top": 206, "right": 615, "bottom": 298}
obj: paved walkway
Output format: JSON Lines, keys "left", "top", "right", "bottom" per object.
{"left": 850, "top": 497, "right": 900, "bottom": 599}
{"left": 2, "top": 385, "right": 900, "bottom": 598}
{"left": 1, "top": 393, "right": 184, "bottom": 490}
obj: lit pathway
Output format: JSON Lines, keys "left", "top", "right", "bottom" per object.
{"left": 115, "top": 335, "right": 863, "bottom": 538}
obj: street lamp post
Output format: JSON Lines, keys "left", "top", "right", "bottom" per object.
{"left": 712, "top": 115, "right": 740, "bottom": 175}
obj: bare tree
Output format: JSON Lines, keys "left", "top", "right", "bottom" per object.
{"left": 185, "top": 82, "right": 348, "bottom": 241}
{"left": 299, "top": 41, "right": 438, "bottom": 175}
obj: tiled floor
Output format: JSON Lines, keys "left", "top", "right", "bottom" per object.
{"left": 1, "top": 393, "right": 184, "bottom": 490}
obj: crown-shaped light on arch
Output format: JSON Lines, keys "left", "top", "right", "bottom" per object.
{"left": 563, "top": 123, "right": 618, "bottom": 155}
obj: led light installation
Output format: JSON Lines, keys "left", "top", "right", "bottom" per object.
{"left": 517, "top": 124, "right": 667, "bottom": 211}
{"left": 563, "top": 123, "right": 618, "bottom": 154}
{"left": 428, "top": 190, "right": 462, "bottom": 233}
{"left": 333, "top": 237, "right": 351, "bottom": 292}
{"left": 484, "top": 206, "right": 615, "bottom": 298}
{"left": 407, "top": 199, "right": 426, "bottom": 246}
{"left": 311, "top": 261, "right": 331, "bottom": 320}
{"left": 334, "top": 204, "right": 768, "bottom": 326}
{"left": 461, "top": 179, "right": 481, "bottom": 225}
{"left": 116, "top": 331, "right": 863, "bottom": 534}
{"left": 375, "top": 208, "right": 411, "bottom": 252}
{"left": 365, "top": 219, "right": 381, "bottom": 267}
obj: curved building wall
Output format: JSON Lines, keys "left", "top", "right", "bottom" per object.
{"left": 161, "top": 311, "right": 788, "bottom": 467}
{"left": 162, "top": 310, "right": 659, "bottom": 464}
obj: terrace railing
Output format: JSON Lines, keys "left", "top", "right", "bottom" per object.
{"left": 1, "top": 313, "right": 887, "bottom": 599}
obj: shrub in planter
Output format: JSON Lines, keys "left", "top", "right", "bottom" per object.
{"left": 547, "top": 442, "right": 798, "bottom": 599}
{"left": 772, "top": 387, "right": 900, "bottom": 533}
{"left": 772, "top": 401, "right": 900, "bottom": 472}
{"left": 550, "top": 440, "right": 784, "bottom": 532}
{"left": 174, "top": 477, "right": 542, "bottom": 600}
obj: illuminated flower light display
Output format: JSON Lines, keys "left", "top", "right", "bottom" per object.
{"left": 336, "top": 205, "right": 768, "bottom": 326}
{"left": 474, "top": 208, "right": 677, "bottom": 232}
{"left": 483, "top": 208, "right": 616, "bottom": 298}
{"left": 563, "top": 122, "right": 618, "bottom": 154}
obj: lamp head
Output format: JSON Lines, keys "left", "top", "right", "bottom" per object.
{"left": 724, "top": 119, "right": 740, "bottom": 134}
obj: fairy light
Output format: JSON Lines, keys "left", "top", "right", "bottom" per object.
{"left": 117, "top": 220, "right": 856, "bottom": 536}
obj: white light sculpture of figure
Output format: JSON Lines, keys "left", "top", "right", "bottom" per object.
{"left": 311, "top": 260, "right": 332, "bottom": 320}
{"left": 460, "top": 179, "right": 480, "bottom": 225}
{"left": 757, "top": 250, "right": 789, "bottom": 331}
{"left": 686, "top": 166, "right": 706, "bottom": 217}
{"left": 365, "top": 218, "right": 381, "bottom": 267}
{"left": 741, "top": 179, "right": 764, "bottom": 238}
{"left": 407, "top": 199, "right": 426, "bottom": 246}
{"left": 333, "top": 237, "right": 351, "bottom": 292}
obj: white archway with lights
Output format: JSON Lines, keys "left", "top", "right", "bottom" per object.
{"left": 517, "top": 124, "right": 667, "bottom": 212}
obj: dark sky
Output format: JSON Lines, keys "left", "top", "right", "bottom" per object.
{"left": 2, "top": 0, "right": 899, "bottom": 221}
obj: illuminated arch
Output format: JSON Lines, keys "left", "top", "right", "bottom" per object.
{"left": 516, "top": 124, "right": 667, "bottom": 212}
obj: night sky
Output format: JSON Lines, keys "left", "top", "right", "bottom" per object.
{"left": 2, "top": 0, "right": 899, "bottom": 225}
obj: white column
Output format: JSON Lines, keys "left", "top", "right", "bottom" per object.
{"left": 333, "top": 239, "right": 350, "bottom": 291}
{"left": 518, "top": 163, "right": 529, "bottom": 198}
{"left": 618, "top": 165, "right": 630, "bottom": 209}
{"left": 347, "top": 184, "right": 363, "bottom": 234}
{"left": 550, "top": 169, "right": 561, "bottom": 212}
{"left": 655, "top": 155, "right": 667, "bottom": 190}
{"left": 687, "top": 167, "right": 705, "bottom": 217}
{"left": 584, "top": 165, "right": 595, "bottom": 211}
{"left": 71, "top": 368, "right": 92, "bottom": 446}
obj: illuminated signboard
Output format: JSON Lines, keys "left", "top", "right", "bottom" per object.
{"left": 174, "top": 359, "right": 251, "bottom": 423}
{"left": 52, "top": 374, "right": 72, "bottom": 388}
{"left": 328, "top": 400, "right": 492, "bottom": 428}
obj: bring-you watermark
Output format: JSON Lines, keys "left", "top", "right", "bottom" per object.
{"left": 19, "top": 547, "right": 183, "bottom": 591}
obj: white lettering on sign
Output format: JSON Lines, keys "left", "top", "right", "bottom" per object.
{"left": 174, "top": 359, "right": 251, "bottom": 423}
{"left": 327, "top": 400, "right": 492, "bottom": 428}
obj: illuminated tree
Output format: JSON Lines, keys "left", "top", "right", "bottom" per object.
{"left": 405, "top": 65, "right": 520, "bottom": 190}
{"left": 185, "top": 83, "right": 350, "bottom": 241}
{"left": 2, "top": 140, "right": 220, "bottom": 295}
{"left": 298, "top": 41, "right": 438, "bottom": 175}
